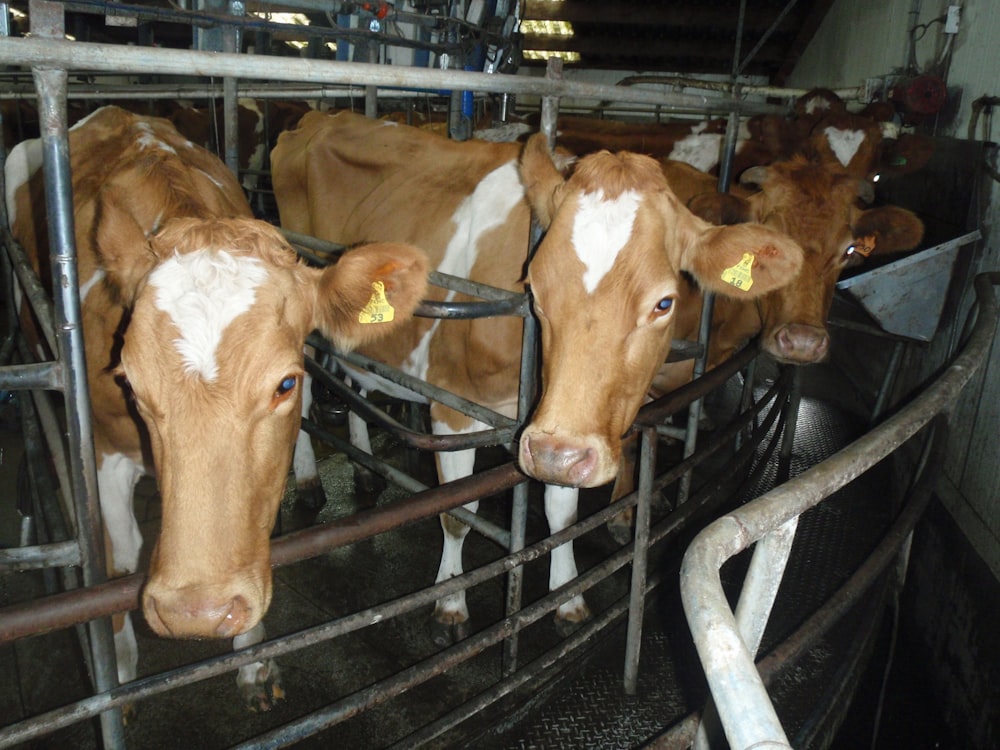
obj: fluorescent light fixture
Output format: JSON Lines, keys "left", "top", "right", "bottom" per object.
{"left": 523, "top": 50, "right": 580, "bottom": 62}
{"left": 521, "top": 19, "right": 574, "bottom": 37}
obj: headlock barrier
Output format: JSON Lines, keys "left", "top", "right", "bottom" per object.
{"left": 0, "top": 8, "right": 996, "bottom": 749}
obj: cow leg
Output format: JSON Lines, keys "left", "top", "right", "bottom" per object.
{"left": 97, "top": 453, "right": 143, "bottom": 721}
{"left": 430, "top": 425, "right": 481, "bottom": 646}
{"left": 293, "top": 359, "right": 326, "bottom": 512}
{"left": 545, "top": 484, "right": 592, "bottom": 637}
{"left": 234, "top": 623, "right": 285, "bottom": 712}
{"left": 346, "top": 385, "right": 386, "bottom": 496}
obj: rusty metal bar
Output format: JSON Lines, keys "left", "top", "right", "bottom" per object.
{"left": 624, "top": 425, "right": 657, "bottom": 694}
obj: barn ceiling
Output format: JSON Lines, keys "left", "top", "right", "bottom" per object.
{"left": 6, "top": 1, "right": 835, "bottom": 86}
{"left": 519, "top": 1, "right": 836, "bottom": 84}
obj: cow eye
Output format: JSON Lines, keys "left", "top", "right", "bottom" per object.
{"left": 275, "top": 375, "right": 298, "bottom": 398}
{"left": 653, "top": 297, "right": 674, "bottom": 317}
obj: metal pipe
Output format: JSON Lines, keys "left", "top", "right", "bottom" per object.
{"left": 0, "top": 37, "right": 784, "bottom": 117}
{"left": 680, "top": 275, "right": 998, "bottom": 750}
{"left": 624, "top": 426, "right": 656, "bottom": 694}
{"left": 29, "top": 14, "right": 126, "bottom": 745}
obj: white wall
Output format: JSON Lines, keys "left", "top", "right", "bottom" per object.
{"left": 790, "top": 0, "right": 1000, "bottom": 578}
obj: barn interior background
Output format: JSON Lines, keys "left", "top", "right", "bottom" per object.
{"left": 0, "top": 0, "right": 998, "bottom": 748}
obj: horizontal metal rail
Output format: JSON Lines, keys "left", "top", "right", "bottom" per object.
{"left": 0, "top": 38, "right": 784, "bottom": 117}
{"left": 680, "top": 273, "right": 1000, "bottom": 750}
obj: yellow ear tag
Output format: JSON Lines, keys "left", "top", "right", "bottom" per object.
{"left": 721, "top": 252, "right": 755, "bottom": 291}
{"left": 358, "top": 280, "right": 395, "bottom": 324}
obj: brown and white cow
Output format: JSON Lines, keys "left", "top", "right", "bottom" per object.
{"left": 270, "top": 110, "right": 803, "bottom": 639}
{"left": 5, "top": 106, "right": 427, "bottom": 707}
{"left": 654, "top": 156, "right": 924, "bottom": 392}
{"left": 545, "top": 88, "right": 932, "bottom": 183}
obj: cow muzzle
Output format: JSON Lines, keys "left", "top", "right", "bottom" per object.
{"left": 142, "top": 577, "right": 268, "bottom": 640}
{"left": 768, "top": 323, "right": 830, "bottom": 364}
{"left": 518, "top": 430, "right": 615, "bottom": 488}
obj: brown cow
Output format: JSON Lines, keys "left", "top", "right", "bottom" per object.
{"left": 655, "top": 156, "right": 924, "bottom": 390}
{"left": 270, "top": 110, "right": 803, "bottom": 640}
{"left": 547, "top": 88, "right": 932, "bottom": 182}
{"left": 5, "top": 106, "right": 427, "bottom": 708}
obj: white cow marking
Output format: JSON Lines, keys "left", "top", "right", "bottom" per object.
{"left": 824, "top": 126, "right": 866, "bottom": 168}
{"left": 151, "top": 249, "right": 268, "bottom": 381}
{"left": 135, "top": 121, "right": 178, "bottom": 155}
{"left": 669, "top": 132, "right": 724, "bottom": 173}
{"left": 572, "top": 188, "right": 640, "bottom": 293}
{"left": 79, "top": 269, "right": 106, "bottom": 303}
{"left": 3, "top": 137, "right": 43, "bottom": 227}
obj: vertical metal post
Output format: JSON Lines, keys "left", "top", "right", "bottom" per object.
{"left": 365, "top": 41, "right": 379, "bottom": 119}
{"left": 776, "top": 366, "right": 802, "bottom": 483}
{"left": 623, "top": 426, "right": 656, "bottom": 694}
{"left": 502, "top": 309, "right": 537, "bottom": 676}
{"left": 222, "top": 0, "right": 244, "bottom": 177}
{"left": 28, "top": 1, "right": 125, "bottom": 744}
{"left": 871, "top": 340, "right": 905, "bottom": 422}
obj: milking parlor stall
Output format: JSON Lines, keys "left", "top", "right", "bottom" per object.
{"left": 1, "top": 1, "right": 999, "bottom": 748}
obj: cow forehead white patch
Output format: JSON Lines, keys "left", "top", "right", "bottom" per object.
{"left": 151, "top": 249, "right": 268, "bottom": 381}
{"left": 824, "top": 126, "right": 866, "bottom": 168}
{"left": 572, "top": 188, "right": 640, "bottom": 294}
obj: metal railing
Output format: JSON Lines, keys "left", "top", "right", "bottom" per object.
{"left": 678, "top": 273, "right": 999, "bottom": 749}
{"left": 0, "top": 12, "right": 979, "bottom": 749}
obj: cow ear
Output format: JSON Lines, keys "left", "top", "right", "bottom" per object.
{"left": 519, "top": 132, "right": 570, "bottom": 228}
{"left": 680, "top": 222, "right": 804, "bottom": 299}
{"left": 687, "top": 192, "right": 754, "bottom": 225}
{"left": 313, "top": 242, "right": 429, "bottom": 351}
{"left": 93, "top": 186, "right": 159, "bottom": 306}
{"left": 852, "top": 206, "right": 924, "bottom": 256}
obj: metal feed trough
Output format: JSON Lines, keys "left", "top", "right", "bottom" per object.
{"left": 835, "top": 230, "right": 980, "bottom": 342}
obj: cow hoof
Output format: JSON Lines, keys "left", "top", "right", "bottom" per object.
{"left": 553, "top": 601, "right": 592, "bottom": 639}
{"left": 430, "top": 617, "right": 470, "bottom": 648}
{"left": 353, "top": 465, "right": 386, "bottom": 496}
{"left": 296, "top": 478, "right": 327, "bottom": 511}
{"left": 240, "top": 663, "right": 285, "bottom": 713}
{"left": 607, "top": 515, "right": 633, "bottom": 546}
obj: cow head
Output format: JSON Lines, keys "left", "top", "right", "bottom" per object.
{"left": 516, "top": 134, "right": 803, "bottom": 488}
{"left": 689, "top": 158, "right": 924, "bottom": 365}
{"left": 112, "top": 216, "right": 427, "bottom": 639}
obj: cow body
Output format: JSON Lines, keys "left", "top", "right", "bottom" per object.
{"left": 271, "top": 111, "right": 803, "bottom": 638}
{"left": 6, "top": 106, "right": 427, "bottom": 706}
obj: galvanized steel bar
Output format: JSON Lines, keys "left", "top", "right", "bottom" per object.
{"left": 503, "top": 310, "right": 540, "bottom": 675}
{"left": 3, "top": 231, "right": 59, "bottom": 355}
{"left": 0, "top": 37, "right": 783, "bottom": 116}
{"left": 0, "top": 360, "right": 61, "bottom": 390}
{"left": 28, "top": 5, "right": 126, "bottom": 744}
{"left": 680, "top": 275, "right": 999, "bottom": 750}
{"left": 624, "top": 426, "right": 656, "bottom": 694}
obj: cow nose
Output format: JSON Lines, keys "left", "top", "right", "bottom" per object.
{"left": 519, "top": 433, "right": 598, "bottom": 487}
{"left": 144, "top": 589, "right": 254, "bottom": 639}
{"left": 773, "top": 324, "right": 830, "bottom": 363}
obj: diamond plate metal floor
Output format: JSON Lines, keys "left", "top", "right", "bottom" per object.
{"left": 463, "top": 375, "right": 898, "bottom": 750}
